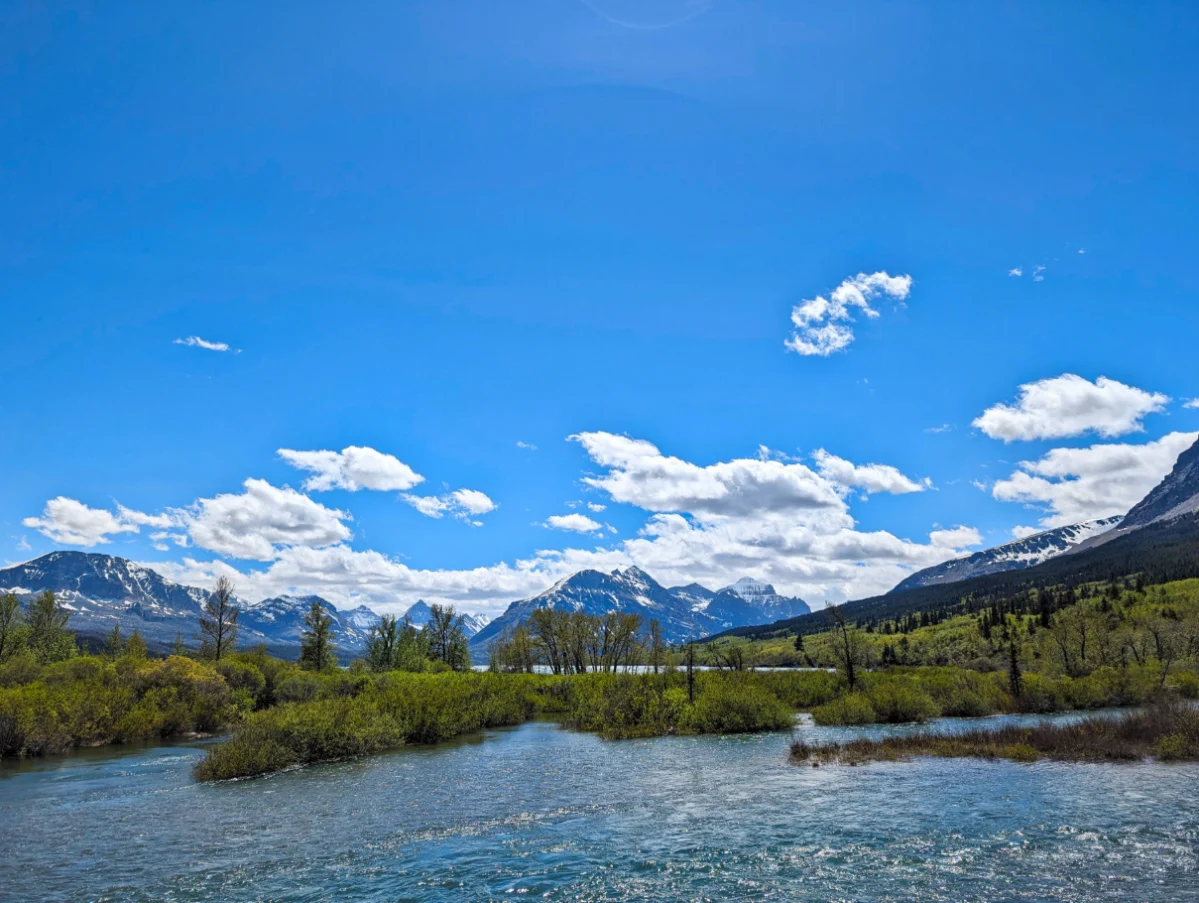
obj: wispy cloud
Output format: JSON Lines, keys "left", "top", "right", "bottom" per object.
{"left": 174, "top": 336, "right": 236, "bottom": 353}
{"left": 1008, "top": 267, "right": 1023, "bottom": 277}
{"left": 516, "top": 441, "right": 537, "bottom": 451}
{"left": 1032, "top": 265, "right": 1046, "bottom": 282}
{"left": 925, "top": 424, "right": 952, "bottom": 434}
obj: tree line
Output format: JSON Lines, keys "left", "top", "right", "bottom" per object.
{"left": 488, "top": 609, "right": 668, "bottom": 674}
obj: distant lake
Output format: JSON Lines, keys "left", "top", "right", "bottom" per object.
{"left": 2, "top": 711, "right": 1196, "bottom": 901}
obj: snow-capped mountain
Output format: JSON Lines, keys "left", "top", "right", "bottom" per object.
{"left": 400, "top": 600, "right": 490, "bottom": 638}
{"left": 719, "top": 577, "right": 812, "bottom": 620}
{"left": 240, "top": 595, "right": 381, "bottom": 653}
{"left": 890, "top": 517, "right": 1124, "bottom": 593}
{"left": 470, "top": 567, "right": 809, "bottom": 649}
{"left": 0, "top": 552, "right": 380, "bottom": 658}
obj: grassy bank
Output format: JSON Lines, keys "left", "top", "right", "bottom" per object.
{"left": 791, "top": 701, "right": 1199, "bottom": 765}
{"left": 807, "top": 664, "right": 1183, "bottom": 726}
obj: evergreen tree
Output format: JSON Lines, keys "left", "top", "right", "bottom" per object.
{"left": 105, "top": 622, "right": 125, "bottom": 658}
{"left": 199, "top": 576, "right": 240, "bottom": 661}
{"left": 793, "top": 633, "right": 805, "bottom": 653}
{"left": 125, "top": 629, "right": 148, "bottom": 661}
{"left": 299, "top": 600, "right": 336, "bottom": 671}
{"left": 172, "top": 632, "right": 187, "bottom": 656}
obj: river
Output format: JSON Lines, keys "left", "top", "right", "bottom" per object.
{"left": 2, "top": 711, "right": 1197, "bottom": 901}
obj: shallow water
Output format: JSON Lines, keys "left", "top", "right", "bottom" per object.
{"left": 2, "top": 711, "right": 1197, "bottom": 901}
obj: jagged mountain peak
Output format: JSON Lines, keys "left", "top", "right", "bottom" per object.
{"left": 1122, "top": 434, "right": 1199, "bottom": 529}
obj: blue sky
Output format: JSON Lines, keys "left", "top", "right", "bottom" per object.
{"left": 2, "top": 1, "right": 1198, "bottom": 615}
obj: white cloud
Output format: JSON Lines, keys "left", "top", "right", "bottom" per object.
{"left": 402, "top": 494, "right": 452, "bottom": 518}
{"left": 24, "top": 497, "right": 143, "bottom": 546}
{"left": 1032, "top": 265, "right": 1045, "bottom": 282}
{"left": 571, "top": 432, "right": 844, "bottom": 517}
{"left": 1010, "top": 525, "right": 1041, "bottom": 540}
{"left": 187, "top": 479, "right": 352, "bottom": 561}
{"left": 925, "top": 424, "right": 952, "bottom": 434}
{"left": 812, "top": 449, "right": 929, "bottom": 495}
{"left": 15, "top": 536, "right": 31, "bottom": 552}
{"left": 403, "top": 488, "right": 497, "bottom": 523}
{"left": 785, "top": 271, "right": 912, "bottom": 357}
{"left": 587, "top": 502, "right": 607, "bottom": 512}
{"left": 516, "top": 441, "right": 537, "bottom": 451}
{"left": 544, "top": 513, "right": 604, "bottom": 534}
{"left": 991, "top": 431, "right": 1199, "bottom": 527}
{"left": 452, "top": 489, "right": 497, "bottom": 516}
{"left": 1008, "top": 267, "right": 1023, "bottom": 277}
{"left": 52, "top": 431, "right": 982, "bottom": 616}
{"left": 1078, "top": 249, "right": 1086, "bottom": 255}
{"left": 174, "top": 336, "right": 234, "bottom": 352}
{"left": 973, "top": 374, "right": 1169, "bottom": 442}
{"left": 278, "top": 446, "right": 424, "bottom": 492}
{"left": 929, "top": 526, "right": 983, "bottom": 549}
{"left": 1184, "top": 399, "right": 1199, "bottom": 410}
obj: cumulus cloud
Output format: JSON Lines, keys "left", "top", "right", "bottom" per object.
{"left": 544, "top": 513, "right": 604, "bottom": 534}
{"left": 785, "top": 271, "right": 912, "bottom": 357}
{"left": 991, "top": 431, "right": 1198, "bottom": 527}
{"left": 1185, "top": 399, "right": 1199, "bottom": 410}
{"left": 973, "top": 374, "right": 1169, "bottom": 442}
{"left": 174, "top": 336, "right": 234, "bottom": 352}
{"left": 1010, "top": 525, "right": 1042, "bottom": 540}
{"left": 186, "top": 479, "right": 352, "bottom": 561}
{"left": 587, "top": 502, "right": 607, "bottom": 512}
{"left": 1008, "top": 267, "right": 1023, "bottom": 277}
{"left": 571, "top": 432, "right": 844, "bottom": 517}
{"left": 22, "top": 498, "right": 140, "bottom": 546}
{"left": 278, "top": 446, "right": 424, "bottom": 492}
{"left": 812, "top": 449, "right": 929, "bottom": 495}
{"left": 403, "top": 488, "right": 497, "bottom": 524}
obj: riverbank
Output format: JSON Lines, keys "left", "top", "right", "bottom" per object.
{"left": 791, "top": 701, "right": 1199, "bottom": 765}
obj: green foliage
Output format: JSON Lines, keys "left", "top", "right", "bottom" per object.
{"left": 195, "top": 672, "right": 539, "bottom": 780}
{"left": 25, "top": 591, "right": 76, "bottom": 664}
{"left": 0, "top": 654, "right": 232, "bottom": 757}
{"left": 811, "top": 693, "right": 877, "bottom": 726}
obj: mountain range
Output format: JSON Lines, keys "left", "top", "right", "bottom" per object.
{"left": 0, "top": 553, "right": 488, "bottom": 659}
{"left": 470, "top": 567, "right": 809, "bottom": 650}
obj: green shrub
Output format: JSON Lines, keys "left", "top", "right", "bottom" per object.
{"left": 812, "top": 693, "right": 877, "bottom": 725}
{"left": 864, "top": 680, "right": 939, "bottom": 723}
{"left": 687, "top": 676, "right": 792, "bottom": 734}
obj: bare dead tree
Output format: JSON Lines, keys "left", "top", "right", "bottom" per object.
{"left": 200, "top": 576, "right": 239, "bottom": 661}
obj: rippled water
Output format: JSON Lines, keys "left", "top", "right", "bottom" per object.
{"left": 2, "top": 711, "right": 1198, "bottom": 901}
